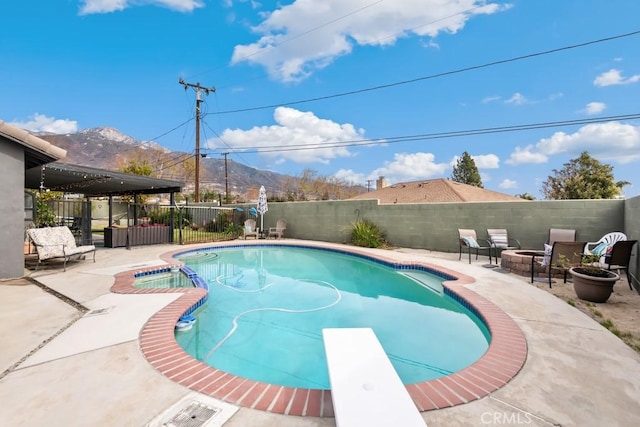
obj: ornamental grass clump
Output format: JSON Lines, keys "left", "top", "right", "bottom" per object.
{"left": 350, "top": 219, "right": 386, "bottom": 248}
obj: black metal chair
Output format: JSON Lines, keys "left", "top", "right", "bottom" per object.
{"left": 487, "top": 228, "right": 521, "bottom": 263}
{"left": 532, "top": 241, "right": 586, "bottom": 288}
{"left": 601, "top": 240, "right": 637, "bottom": 290}
{"left": 458, "top": 229, "right": 492, "bottom": 264}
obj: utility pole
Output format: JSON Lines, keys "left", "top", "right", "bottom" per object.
{"left": 366, "top": 179, "right": 374, "bottom": 192}
{"left": 179, "top": 78, "right": 215, "bottom": 202}
{"left": 222, "top": 152, "right": 230, "bottom": 204}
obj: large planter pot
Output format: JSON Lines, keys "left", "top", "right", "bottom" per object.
{"left": 569, "top": 267, "right": 620, "bottom": 303}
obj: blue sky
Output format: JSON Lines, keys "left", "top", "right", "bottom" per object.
{"left": 2, "top": 0, "right": 640, "bottom": 198}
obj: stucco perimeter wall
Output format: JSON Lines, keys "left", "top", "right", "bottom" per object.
{"left": 624, "top": 195, "right": 640, "bottom": 287}
{"left": 255, "top": 198, "right": 627, "bottom": 253}
{"left": 0, "top": 141, "right": 27, "bottom": 278}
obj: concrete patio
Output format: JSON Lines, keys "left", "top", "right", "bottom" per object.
{"left": 1, "top": 241, "right": 639, "bottom": 426}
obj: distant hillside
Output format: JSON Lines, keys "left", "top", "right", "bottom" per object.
{"left": 35, "top": 127, "right": 289, "bottom": 196}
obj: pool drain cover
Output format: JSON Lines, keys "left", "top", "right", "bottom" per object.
{"left": 163, "top": 402, "right": 220, "bottom": 427}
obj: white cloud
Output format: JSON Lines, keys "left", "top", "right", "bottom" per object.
{"left": 207, "top": 106, "right": 366, "bottom": 164}
{"left": 482, "top": 95, "right": 501, "bottom": 104}
{"left": 505, "top": 145, "right": 548, "bottom": 165}
{"left": 449, "top": 153, "right": 499, "bottom": 169}
{"left": 499, "top": 179, "right": 517, "bottom": 189}
{"left": 79, "top": 0, "right": 204, "bottom": 15}
{"left": 583, "top": 102, "right": 606, "bottom": 115}
{"left": 507, "top": 121, "right": 640, "bottom": 165}
{"left": 9, "top": 114, "right": 79, "bottom": 134}
{"left": 472, "top": 154, "right": 499, "bottom": 168}
{"left": 505, "top": 92, "right": 526, "bottom": 105}
{"left": 593, "top": 68, "right": 640, "bottom": 87}
{"left": 334, "top": 169, "right": 365, "bottom": 185}
{"left": 368, "top": 152, "right": 448, "bottom": 183}
{"left": 231, "top": 0, "right": 509, "bottom": 82}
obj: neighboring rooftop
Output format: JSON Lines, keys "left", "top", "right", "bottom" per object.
{"left": 349, "top": 178, "right": 524, "bottom": 204}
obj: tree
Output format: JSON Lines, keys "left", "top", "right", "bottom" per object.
{"left": 515, "top": 192, "right": 536, "bottom": 200}
{"left": 451, "top": 151, "right": 483, "bottom": 187}
{"left": 118, "top": 157, "right": 154, "bottom": 177}
{"left": 541, "top": 151, "right": 630, "bottom": 200}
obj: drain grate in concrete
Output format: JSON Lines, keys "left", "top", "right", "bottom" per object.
{"left": 163, "top": 402, "right": 220, "bottom": 427}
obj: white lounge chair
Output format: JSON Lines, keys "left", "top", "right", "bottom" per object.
{"left": 242, "top": 219, "right": 259, "bottom": 239}
{"left": 585, "top": 232, "right": 627, "bottom": 256}
{"left": 267, "top": 219, "right": 287, "bottom": 239}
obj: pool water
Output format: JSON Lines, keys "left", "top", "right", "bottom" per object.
{"left": 160, "top": 245, "right": 490, "bottom": 389}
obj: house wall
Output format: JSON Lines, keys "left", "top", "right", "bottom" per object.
{"left": 0, "top": 140, "right": 27, "bottom": 279}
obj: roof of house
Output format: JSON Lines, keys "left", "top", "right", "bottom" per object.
{"left": 349, "top": 178, "right": 524, "bottom": 204}
{"left": 0, "top": 119, "right": 67, "bottom": 168}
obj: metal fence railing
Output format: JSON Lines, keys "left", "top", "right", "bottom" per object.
{"left": 34, "top": 199, "right": 251, "bottom": 249}
{"left": 157, "top": 205, "right": 246, "bottom": 244}
{"left": 42, "top": 199, "right": 93, "bottom": 245}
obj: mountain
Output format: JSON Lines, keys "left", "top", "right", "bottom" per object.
{"left": 35, "top": 127, "right": 289, "bottom": 196}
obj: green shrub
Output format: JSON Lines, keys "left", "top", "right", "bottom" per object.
{"left": 350, "top": 219, "right": 386, "bottom": 248}
{"left": 36, "top": 199, "right": 57, "bottom": 227}
{"left": 149, "top": 208, "right": 192, "bottom": 226}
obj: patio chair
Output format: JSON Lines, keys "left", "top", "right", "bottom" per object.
{"left": 267, "top": 219, "right": 287, "bottom": 239}
{"left": 27, "top": 226, "right": 96, "bottom": 271}
{"left": 458, "top": 229, "right": 492, "bottom": 264}
{"left": 531, "top": 241, "right": 586, "bottom": 288}
{"left": 585, "top": 232, "right": 627, "bottom": 256}
{"left": 242, "top": 219, "right": 259, "bottom": 239}
{"left": 600, "top": 240, "right": 637, "bottom": 290}
{"left": 547, "top": 228, "right": 576, "bottom": 246}
{"left": 487, "top": 228, "right": 521, "bottom": 262}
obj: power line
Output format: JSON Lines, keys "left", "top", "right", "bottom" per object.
{"left": 200, "top": 113, "right": 640, "bottom": 154}
{"left": 206, "top": 29, "right": 640, "bottom": 116}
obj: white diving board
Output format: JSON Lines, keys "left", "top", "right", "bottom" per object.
{"left": 322, "top": 328, "right": 427, "bottom": 427}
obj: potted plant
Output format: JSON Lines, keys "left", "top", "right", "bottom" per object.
{"left": 558, "top": 253, "right": 620, "bottom": 303}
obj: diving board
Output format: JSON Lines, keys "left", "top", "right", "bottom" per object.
{"left": 322, "top": 328, "right": 427, "bottom": 427}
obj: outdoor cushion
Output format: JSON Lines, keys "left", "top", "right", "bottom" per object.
{"left": 462, "top": 236, "right": 480, "bottom": 248}
{"left": 245, "top": 225, "right": 252, "bottom": 233}
{"left": 542, "top": 244, "right": 552, "bottom": 266}
{"left": 591, "top": 242, "right": 609, "bottom": 256}
{"left": 491, "top": 234, "right": 509, "bottom": 248}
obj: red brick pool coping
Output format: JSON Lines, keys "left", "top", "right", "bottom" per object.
{"left": 110, "top": 241, "right": 527, "bottom": 417}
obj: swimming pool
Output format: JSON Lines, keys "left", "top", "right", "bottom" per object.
{"left": 142, "top": 245, "right": 491, "bottom": 389}
{"left": 117, "top": 240, "right": 527, "bottom": 416}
